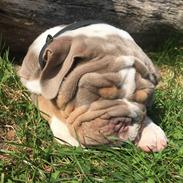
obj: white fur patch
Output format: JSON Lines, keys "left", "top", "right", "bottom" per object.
{"left": 116, "top": 56, "right": 135, "bottom": 67}
{"left": 22, "top": 79, "right": 42, "bottom": 94}
{"left": 120, "top": 67, "right": 136, "bottom": 97}
{"left": 62, "top": 24, "right": 133, "bottom": 40}
{"left": 50, "top": 116, "right": 79, "bottom": 146}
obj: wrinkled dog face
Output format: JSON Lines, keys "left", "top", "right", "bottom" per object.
{"left": 18, "top": 23, "right": 167, "bottom": 151}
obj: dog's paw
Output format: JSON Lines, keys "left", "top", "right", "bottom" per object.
{"left": 135, "top": 117, "right": 168, "bottom": 152}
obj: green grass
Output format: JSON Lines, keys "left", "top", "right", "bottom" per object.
{"left": 0, "top": 44, "right": 183, "bottom": 183}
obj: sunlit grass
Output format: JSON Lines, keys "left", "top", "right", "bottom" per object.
{"left": 0, "top": 45, "right": 183, "bottom": 182}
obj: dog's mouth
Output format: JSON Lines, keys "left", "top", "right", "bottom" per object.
{"left": 66, "top": 99, "right": 146, "bottom": 146}
{"left": 78, "top": 116, "right": 143, "bottom": 146}
{"left": 108, "top": 116, "right": 143, "bottom": 142}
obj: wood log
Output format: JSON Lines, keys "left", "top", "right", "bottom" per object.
{"left": 0, "top": 0, "right": 182, "bottom": 60}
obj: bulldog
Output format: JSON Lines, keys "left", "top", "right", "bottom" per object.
{"left": 18, "top": 21, "right": 167, "bottom": 152}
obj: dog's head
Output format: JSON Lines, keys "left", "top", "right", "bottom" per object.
{"left": 18, "top": 23, "right": 160, "bottom": 146}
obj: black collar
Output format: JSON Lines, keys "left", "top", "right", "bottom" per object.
{"left": 39, "top": 20, "right": 103, "bottom": 69}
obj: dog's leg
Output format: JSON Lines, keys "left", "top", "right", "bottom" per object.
{"left": 135, "top": 116, "right": 167, "bottom": 152}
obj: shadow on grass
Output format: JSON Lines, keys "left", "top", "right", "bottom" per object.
{"left": 150, "top": 38, "right": 183, "bottom": 67}
{"left": 147, "top": 102, "right": 166, "bottom": 126}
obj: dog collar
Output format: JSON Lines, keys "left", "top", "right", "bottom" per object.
{"left": 39, "top": 20, "right": 103, "bottom": 69}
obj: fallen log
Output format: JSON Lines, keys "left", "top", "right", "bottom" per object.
{"left": 0, "top": 0, "right": 182, "bottom": 60}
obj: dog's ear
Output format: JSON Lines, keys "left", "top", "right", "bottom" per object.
{"left": 40, "top": 36, "right": 87, "bottom": 99}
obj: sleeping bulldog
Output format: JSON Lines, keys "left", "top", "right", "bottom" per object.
{"left": 18, "top": 21, "right": 167, "bottom": 152}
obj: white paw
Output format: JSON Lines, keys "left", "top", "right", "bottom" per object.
{"left": 135, "top": 117, "right": 168, "bottom": 152}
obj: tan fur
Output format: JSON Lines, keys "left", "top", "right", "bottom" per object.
{"left": 99, "top": 86, "right": 119, "bottom": 99}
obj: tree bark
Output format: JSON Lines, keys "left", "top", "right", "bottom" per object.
{"left": 0, "top": 0, "right": 182, "bottom": 60}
